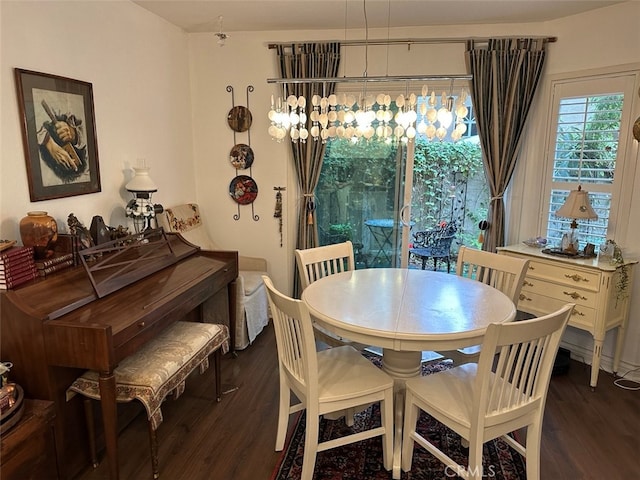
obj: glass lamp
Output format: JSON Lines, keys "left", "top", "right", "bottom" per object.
{"left": 125, "top": 166, "right": 163, "bottom": 233}
{"left": 555, "top": 185, "right": 598, "bottom": 254}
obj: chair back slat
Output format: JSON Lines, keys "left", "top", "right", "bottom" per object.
{"left": 263, "top": 276, "right": 318, "bottom": 397}
{"left": 295, "top": 241, "right": 355, "bottom": 291}
{"left": 456, "top": 246, "right": 530, "bottom": 305}
{"left": 476, "top": 304, "right": 574, "bottom": 421}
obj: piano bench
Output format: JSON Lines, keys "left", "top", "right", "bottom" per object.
{"left": 67, "top": 321, "right": 229, "bottom": 479}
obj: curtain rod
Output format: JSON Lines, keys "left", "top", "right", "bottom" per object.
{"left": 267, "top": 35, "right": 556, "bottom": 49}
{"left": 267, "top": 74, "right": 472, "bottom": 85}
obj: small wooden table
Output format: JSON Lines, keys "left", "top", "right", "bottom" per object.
{"left": 302, "top": 268, "right": 515, "bottom": 478}
{"left": 0, "top": 399, "right": 58, "bottom": 479}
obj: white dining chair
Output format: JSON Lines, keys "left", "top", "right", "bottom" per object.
{"left": 262, "top": 275, "right": 394, "bottom": 480}
{"left": 437, "top": 245, "right": 530, "bottom": 365}
{"left": 295, "top": 241, "right": 355, "bottom": 290}
{"left": 295, "top": 241, "right": 361, "bottom": 349}
{"left": 402, "top": 303, "right": 574, "bottom": 480}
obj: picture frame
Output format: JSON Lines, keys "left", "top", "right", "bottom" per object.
{"left": 15, "top": 68, "right": 101, "bottom": 201}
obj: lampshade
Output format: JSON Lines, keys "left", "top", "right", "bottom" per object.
{"left": 126, "top": 167, "right": 157, "bottom": 193}
{"left": 556, "top": 185, "right": 598, "bottom": 220}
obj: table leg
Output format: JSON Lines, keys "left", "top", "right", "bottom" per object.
{"left": 590, "top": 336, "right": 604, "bottom": 390}
{"left": 98, "top": 372, "right": 119, "bottom": 480}
{"left": 382, "top": 349, "right": 422, "bottom": 479}
{"left": 392, "top": 390, "right": 404, "bottom": 480}
{"left": 612, "top": 324, "right": 627, "bottom": 376}
{"left": 367, "top": 226, "right": 394, "bottom": 265}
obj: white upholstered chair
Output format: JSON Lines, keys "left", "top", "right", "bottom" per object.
{"left": 437, "top": 246, "right": 530, "bottom": 365}
{"left": 159, "top": 203, "right": 269, "bottom": 350}
{"left": 402, "top": 303, "right": 574, "bottom": 480}
{"left": 263, "top": 275, "right": 394, "bottom": 480}
{"left": 295, "top": 241, "right": 363, "bottom": 349}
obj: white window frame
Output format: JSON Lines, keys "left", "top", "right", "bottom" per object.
{"left": 540, "top": 66, "right": 640, "bottom": 245}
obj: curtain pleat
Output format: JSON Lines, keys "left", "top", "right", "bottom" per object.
{"left": 465, "top": 38, "right": 547, "bottom": 252}
{"left": 276, "top": 42, "right": 341, "bottom": 297}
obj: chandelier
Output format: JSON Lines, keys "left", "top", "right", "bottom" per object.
{"left": 268, "top": 81, "right": 470, "bottom": 144}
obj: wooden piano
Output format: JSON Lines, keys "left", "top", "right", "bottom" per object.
{"left": 0, "top": 231, "right": 238, "bottom": 480}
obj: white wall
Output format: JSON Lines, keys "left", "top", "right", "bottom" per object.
{"left": 0, "top": 0, "right": 195, "bottom": 238}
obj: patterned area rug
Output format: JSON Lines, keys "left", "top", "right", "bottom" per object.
{"left": 270, "top": 358, "right": 526, "bottom": 480}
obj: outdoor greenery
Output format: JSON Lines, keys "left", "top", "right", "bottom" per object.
{"left": 316, "top": 136, "right": 486, "bottom": 263}
{"left": 412, "top": 138, "right": 485, "bottom": 247}
{"left": 547, "top": 94, "right": 623, "bottom": 247}
{"left": 553, "top": 95, "right": 621, "bottom": 183}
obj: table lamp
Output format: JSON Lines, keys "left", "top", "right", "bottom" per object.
{"left": 125, "top": 165, "right": 163, "bottom": 233}
{"left": 555, "top": 185, "right": 597, "bottom": 254}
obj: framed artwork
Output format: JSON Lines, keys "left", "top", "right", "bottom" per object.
{"left": 15, "top": 68, "right": 101, "bottom": 201}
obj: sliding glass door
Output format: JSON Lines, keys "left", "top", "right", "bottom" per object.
{"left": 315, "top": 94, "right": 486, "bottom": 270}
{"left": 315, "top": 139, "right": 413, "bottom": 268}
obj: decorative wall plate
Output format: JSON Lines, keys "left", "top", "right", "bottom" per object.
{"left": 229, "top": 175, "right": 258, "bottom": 205}
{"left": 229, "top": 143, "right": 254, "bottom": 170}
{"left": 227, "top": 106, "right": 252, "bottom": 132}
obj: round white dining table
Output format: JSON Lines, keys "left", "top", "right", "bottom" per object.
{"left": 301, "top": 268, "right": 516, "bottom": 479}
{"left": 302, "top": 268, "right": 516, "bottom": 379}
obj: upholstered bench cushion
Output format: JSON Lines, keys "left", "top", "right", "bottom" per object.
{"left": 68, "top": 322, "right": 229, "bottom": 430}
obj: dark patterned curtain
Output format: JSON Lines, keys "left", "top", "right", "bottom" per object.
{"left": 465, "top": 38, "right": 547, "bottom": 252}
{"left": 276, "top": 42, "right": 341, "bottom": 296}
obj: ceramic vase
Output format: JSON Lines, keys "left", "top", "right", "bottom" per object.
{"left": 19, "top": 211, "right": 58, "bottom": 259}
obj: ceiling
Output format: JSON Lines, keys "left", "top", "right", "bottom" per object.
{"left": 131, "top": 0, "right": 624, "bottom": 34}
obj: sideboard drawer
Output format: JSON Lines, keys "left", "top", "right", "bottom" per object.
{"left": 518, "top": 288, "right": 596, "bottom": 332}
{"left": 522, "top": 277, "right": 598, "bottom": 309}
{"left": 526, "top": 260, "right": 601, "bottom": 292}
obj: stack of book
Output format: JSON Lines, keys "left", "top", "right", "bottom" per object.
{"left": 35, "top": 253, "right": 75, "bottom": 277}
{"left": 0, "top": 246, "right": 37, "bottom": 290}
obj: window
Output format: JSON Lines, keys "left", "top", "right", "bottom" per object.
{"left": 543, "top": 72, "right": 638, "bottom": 248}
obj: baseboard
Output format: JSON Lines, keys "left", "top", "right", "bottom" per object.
{"left": 560, "top": 340, "right": 640, "bottom": 384}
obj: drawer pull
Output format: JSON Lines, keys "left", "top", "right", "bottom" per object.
{"left": 138, "top": 321, "right": 146, "bottom": 328}
{"left": 565, "top": 273, "right": 588, "bottom": 283}
{"left": 523, "top": 280, "right": 534, "bottom": 287}
{"left": 571, "top": 309, "right": 585, "bottom": 317}
{"left": 563, "top": 291, "right": 587, "bottom": 300}
{"left": 519, "top": 293, "right": 532, "bottom": 302}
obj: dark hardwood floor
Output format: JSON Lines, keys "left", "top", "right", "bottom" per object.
{"left": 75, "top": 322, "right": 639, "bottom": 480}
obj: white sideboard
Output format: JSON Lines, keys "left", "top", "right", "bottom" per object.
{"left": 498, "top": 244, "right": 636, "bottom": 389}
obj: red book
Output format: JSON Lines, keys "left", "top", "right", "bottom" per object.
{"left": 38, "top": 259, "right": 75, "bottom": 277}
{"left": 0, "top": 262, "right": 38, "bottom": 280}
{"left": 35, "top": 253, "right": 74, "bottom": 270}
{"left": 0, "top": 255, "right": 32, "bottom": 269}
{"left": 0, "top": 246, "right": 34, "bottom": 262}
{"left": 0, "top": 255, "right": 36, "bottom": 272}
{"left": 0, "top": 269, "right": 38, "bottom": 289}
